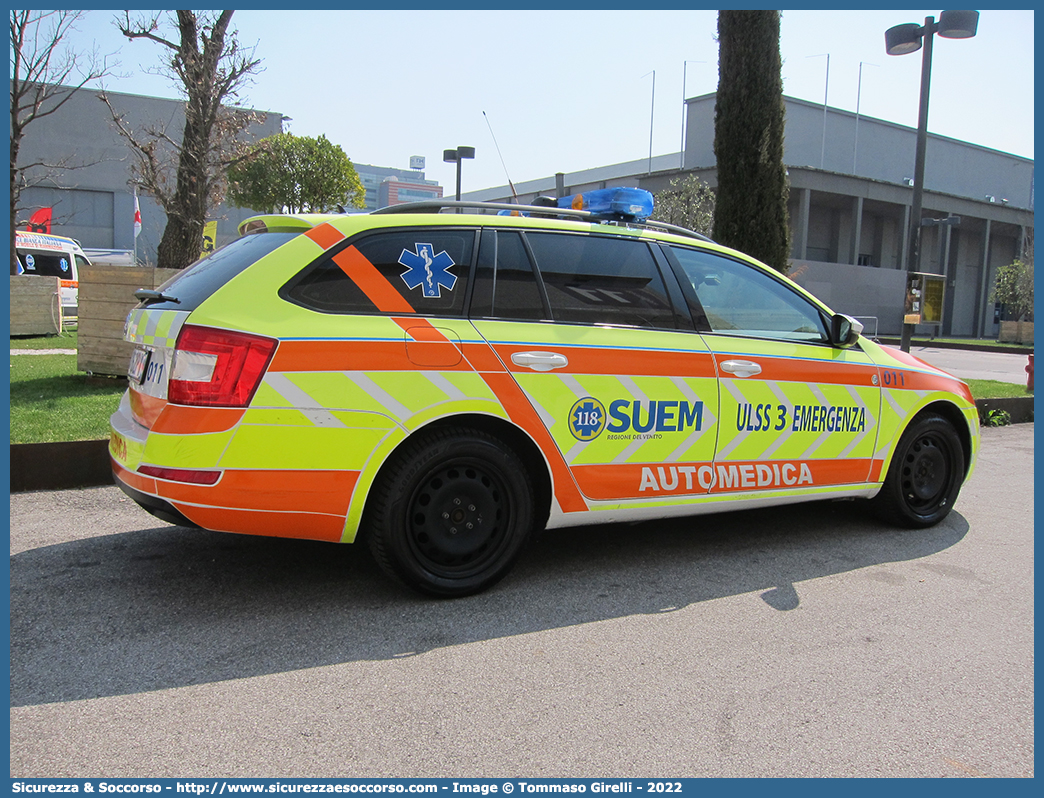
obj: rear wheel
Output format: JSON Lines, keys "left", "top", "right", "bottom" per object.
{"left": 872, "top": 413, "right": 965, "bottom": 528}
{"left": 365, "top": 427, "right": 535, "bottom": 597}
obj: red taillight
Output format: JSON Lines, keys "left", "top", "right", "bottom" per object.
{"left": 168, "top": 325, "right": 277, "bottom": 407}
{"left": 138, "top": 465, "right": 221, "bottom": 485}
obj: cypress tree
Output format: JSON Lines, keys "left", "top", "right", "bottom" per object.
{"left": 712, "top": 10, "right": 790, "bottom": 273}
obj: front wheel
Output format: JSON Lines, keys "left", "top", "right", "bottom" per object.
{"left": 872, "top": 413, "right": 966, "bottom": 528}
{"left": 365, "top": 427, "right": 535, "bottom": 597}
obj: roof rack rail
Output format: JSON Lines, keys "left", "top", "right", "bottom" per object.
{"left": 372, "top": 199, "right": 595, "bottom": 220}
{"left": 371, "top": 198, "right": 715, "bottom": 243}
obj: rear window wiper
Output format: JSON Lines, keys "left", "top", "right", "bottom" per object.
{"left": 134, "top": 288, "right": 181, "bottom": 305}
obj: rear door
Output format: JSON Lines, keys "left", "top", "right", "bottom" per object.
{"left": 470, "top": 228, "right": 720, "bottom": 507}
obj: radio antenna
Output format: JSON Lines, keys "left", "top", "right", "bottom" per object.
{"left": 483, "top": 110, "right": 518, "bottom": 202}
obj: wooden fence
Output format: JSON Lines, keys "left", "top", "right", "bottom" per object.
{"left": 10, "top": 275, "right": 62, "bottom": 337}
{"left": 77, "top": 265, "right": 179, "bottom": 376}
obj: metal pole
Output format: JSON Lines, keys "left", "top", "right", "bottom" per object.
{"left": 680, "top": 62, "right": 687, "bottom": 170}
{"left": 854, "top": 63, "right": 863, "bottom": 173}
{"left": 821, "top": 53, "right": 829, "bottom": 169}
{"left": 901, "top": 16, "right": 935, "bottom": 353}
{"left": 648, "top": 70, "right": 656, "bottom": 175}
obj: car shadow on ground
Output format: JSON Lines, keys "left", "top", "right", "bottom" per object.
{"left": 10, "top": 500, "right": 968, "bottom": 707}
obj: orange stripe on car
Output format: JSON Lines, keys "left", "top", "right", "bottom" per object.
{"left": 716, "top": 355, "right": 879, "bottom": 386}
{"left": 333, "top": 245, "right": 415, "bottom": 314}
{"left": 170, "top": 505, "right": 347, "bottom": 543}
{"left": 304, "top": 223, "right": 346, "bottom": 251}
{"left": 495, "top": 343, "right": 718, "bottom": 379}
{"left": 478, "top": 371, "right": 588, "bottom": 513}
{"left": 130, "top": 388, "right": 167, "bottom": 429}
{"left": 151, "top": 406, "right": 246, "bottom": 434}
{"left": 154, "top": 469, "right": 358, "bottom": 517}
{"left": 268, "top": 340, "right": 472, "bottom": 373}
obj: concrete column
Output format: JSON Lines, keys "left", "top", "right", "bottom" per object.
{"left": 793, "top": 188, "right": 810, "bottom": 260}
{"left": 850, "top": 196, "right": 864, "bottom": 265}
{"left": 977, "top": 218, "right": 992, "bottom": 338}
{"left": 900, "top": 205, "right": 911, "bottom": 271}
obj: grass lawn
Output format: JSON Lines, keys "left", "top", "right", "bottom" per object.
{"left": 964, "top": 379, "right": 1032, "bottom": 400}
{"left": 10, "top": 352, "right": 124, "bottom": 444}
{"left": 10, "top": 331, "right": 79, "bottom": 350}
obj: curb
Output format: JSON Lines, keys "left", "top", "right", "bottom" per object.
{"left": 876, "top": 338, "right": 1032, "bottom": 355}
{"left": 9, "top": 397, "right": 1035, "bottom": 493}
{"left": 975, "top": 396, "right": 1035, "bottom": 425}
{"left": 11, "top": 439, "right": 113, "bottom": 493}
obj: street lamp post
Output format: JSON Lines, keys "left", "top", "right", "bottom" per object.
{"left": 806, "top": 53, "right": 830, "bottom": 169}
{"left": 680, "top": 60, "right": 706, "bottom": 170}
{"left": 443, "top": 146, "right": 475, "bottom": 203}
{"left": 885, "top": 9, "right": 979, "bottom": 351}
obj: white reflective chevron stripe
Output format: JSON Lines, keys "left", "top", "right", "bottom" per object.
{"left": 264, "top": 373, "right": 347, "bottom": 428}
{"left": 799, "top": 384, "right": 835, "bottom": 459}
{"left": 758, "top": 380, "right": 795, "bottom": 460}
{"left": 715, "top": 378, "right": 752, "bottom": 460}
{"left": 344, "top": 371, "right": 411, "bottom": 422}
{"left": 665, "top": 376, "right": 716, "bottom": 462}
{"left": 838, "top": 384, "right": 876, "bottom": 459}
{"left": 423, "top": 371, "right": 467, "bottom": 402}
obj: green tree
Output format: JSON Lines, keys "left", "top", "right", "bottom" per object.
{"left": 228, "top": 132, "right": 364, "bottom": 213}
{"left": 108, "top": 10, "right": 262, "bottom": 269}
{"left": 990, "top": 257, "right": 1034, "bottom": 321}
{"left": 653, "top": 175, "right": 715, "bottom": 236}
{"left": 712, "top": 10, "right": 790, "bottom": 272}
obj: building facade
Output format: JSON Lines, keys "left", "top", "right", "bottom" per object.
{"left": 354, "top": 164, "right": 444, "bottom": 212}
{"left": 466, "top": 94, "right": 1034, "bottom": 339}
{"left": 13, "top": 83, "right": 285, "bottom": 267}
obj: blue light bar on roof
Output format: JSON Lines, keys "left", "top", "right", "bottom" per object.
{"left": 557, "top": 187, "right": 654, "bottom": 221}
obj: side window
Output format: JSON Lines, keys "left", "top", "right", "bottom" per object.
{"left": 470, "top": 230, "right": 547, "bottom": 321}
{"left": 283, "top": 229, "right": 474, "bottom": 316}
{"left": 526, "top": 232, "right": 676, "bottom": 328}
{"left": 669, "top": 246, "right": 828, "bottom": 343}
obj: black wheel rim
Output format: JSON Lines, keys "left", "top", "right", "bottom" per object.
{"left": 406, "top": 459, "right": 511, "bottom": 578}
{"left": 899, "top": 432, "right": 953, "bottom": 514}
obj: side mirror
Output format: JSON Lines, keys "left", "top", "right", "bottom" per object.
{"left": 830, "top": 313, "right": 863, "bottom": 348}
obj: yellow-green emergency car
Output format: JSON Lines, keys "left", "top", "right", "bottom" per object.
{"left": 109, "top": 189, "right": 979, "bottom": 596}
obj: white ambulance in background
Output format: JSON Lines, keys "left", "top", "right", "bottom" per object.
{"left": 14, "top": 230, "right": 92, "bottom": 318}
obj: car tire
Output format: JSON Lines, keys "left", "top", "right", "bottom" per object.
{"left": 872, "top": 412, "right": 965, "bottom": 528}
{"left": 365, "top": 427, "right": 535, "bottom": 597}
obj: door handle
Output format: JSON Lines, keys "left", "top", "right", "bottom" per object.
{"left": 720, "top": 359, "right": 762, "bottom": 378}
{"left": 510, "top": 351, "right": 569, "bottom": 372}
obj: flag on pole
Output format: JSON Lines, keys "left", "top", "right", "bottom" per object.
{"left": 27, "top": 207, "right": 52, "bottom": 234}
{"left": 133, "top": 191, "right": 142, "bottom": 239}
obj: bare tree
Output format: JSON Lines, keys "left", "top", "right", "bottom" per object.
{"left": 107, "top": 10, "right": 262, "bottom": 270}
{"left": 10, "top": 10, "right": 116, "bottom": 272}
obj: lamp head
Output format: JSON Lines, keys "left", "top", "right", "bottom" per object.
{"left": 885, "top": 22, "right": 924, "bottom": 55}
{"left": 938, "top": 9, "right": 979, "bottom": 38}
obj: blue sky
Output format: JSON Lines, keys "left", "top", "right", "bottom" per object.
{"left": 58, "top": 9, "right": 1034, "bottom": 194}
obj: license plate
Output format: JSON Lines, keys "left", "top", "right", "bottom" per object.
{"left": 128, "top": 347, "right": 151, "bottom": 384}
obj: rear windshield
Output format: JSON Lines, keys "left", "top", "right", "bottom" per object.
{"left": 139, "top": 232, "right": 300, "bottom": 311}
{"left": 16, "top": 250, "right": 76, "bottom": 279}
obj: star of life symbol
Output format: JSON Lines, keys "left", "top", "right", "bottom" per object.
{"left": 569, "top": 397, "right": 606, "bottom": 441}
{"left": 398, "top": 243, "right": 457, "bottom": 298}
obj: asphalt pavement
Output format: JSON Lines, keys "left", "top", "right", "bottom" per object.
{"left": 909, "top": 346, "right": 1031, "bottom": 385}
{"left": 9, "top": 424, "right": 1034, "bottom": 778}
